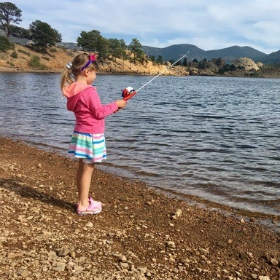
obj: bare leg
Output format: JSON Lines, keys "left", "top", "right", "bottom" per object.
{"left": 76, "top": 159, "right": 94, "bottom": 208}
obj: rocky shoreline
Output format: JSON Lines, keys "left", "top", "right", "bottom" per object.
{"left": 0, "top": 135, "right": 279, "bottom": 280}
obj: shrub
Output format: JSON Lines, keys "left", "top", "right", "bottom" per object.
{"left": 0, "top": 36, "right": 15, "bottom": 51}
{"left": 47, "top": 53, "right": 55, "bottom": 58}
{"left": 66, "top": 51, "right": 75, "bottom": 57}
{"left": 18, "top": 49, "right": 31, "bottom": 56}
{"left": 11, "top": 51, "right": 18, "bottom": 59}
{"left": 28, "top": 55, "right": 48, "bottom": 70}
{"left": 28, "top": 55, "right": 40, "bottom": 68}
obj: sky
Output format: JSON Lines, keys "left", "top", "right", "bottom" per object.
{"left": 8, "top": 0, "right": 280, "bottom": 55}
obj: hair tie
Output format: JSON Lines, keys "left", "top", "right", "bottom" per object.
{"left": 66, "top": 62, "right": 72, "bottom": 69}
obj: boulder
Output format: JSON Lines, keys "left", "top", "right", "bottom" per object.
{"left": 233, "top": 57, "right": 260, "bottom": 70}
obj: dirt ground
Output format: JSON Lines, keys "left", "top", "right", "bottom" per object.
{"left": 0, "top": 135, "right": 279, "bottom": 280}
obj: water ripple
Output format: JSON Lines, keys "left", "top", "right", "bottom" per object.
{"left": 0, "top": 73, "right": 279, "bottom": 216}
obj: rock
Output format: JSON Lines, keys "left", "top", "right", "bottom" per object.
{"left": 52, "top": 262, "right": 66, "bottom": 272}
{"left": 73, "top": 265, "right": 84, "bottom": 274}
{"left": 85, "top": 221, "right": 94, "bottom": 227}
{"left": 270, "top": 258, "right": 279, "bottom": 266}
{"left": 57, "top": 248, "right": 70, "bottom": 257}
{"left": 42, "top": 230, "right": 52, "bottom": 237}
{"left": 199, "top": 247, "right": 209, "bottom": 255}
{"left": 172, "top": 209, "right": 182, "bottom": 220}
{"left": 259, "top": 276, "right": 270, "bottom": 280}
{"left": 166, "top": 241, "right": 176, "bottom": 248}
{"left": 247, "top": 252, "right": 253, "bottom": 258}
{"left": 120, "top": 262, "right": 129, "bottom": 269}
{"left": 239, "top": 252, "right": 248, "bottom": 260}
{"left": 233, "top": 57, "right": 260, "bottom": 71}
{"left": 138, "top": 266, "right": 148, "bottom": 275}
{"left": 118, "top": 255, "right": 127, "bottom": 262}
{"left": 16, "top": 268, "right": 29, "bottom": 277}
{"left": 216, "top": 241, "right": 228, "bottom": 248}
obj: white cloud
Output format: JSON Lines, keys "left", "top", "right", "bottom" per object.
{"left": 9, "top": 0, "right": 280, "bottom": 54}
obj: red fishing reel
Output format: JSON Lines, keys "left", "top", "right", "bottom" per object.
{"left": 122, "top": 87, "right": 137, "bottom": 101}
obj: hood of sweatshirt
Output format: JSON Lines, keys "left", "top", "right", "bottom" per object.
{"left": 63, "top": 82, "right": 94, "bottom": 112}
{"left": 62, "top": 82, "right": 92, "bottom": 98}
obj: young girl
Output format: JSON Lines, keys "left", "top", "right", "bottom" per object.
{"left": 60, "top": 53, "right": 126, "bottom": 215}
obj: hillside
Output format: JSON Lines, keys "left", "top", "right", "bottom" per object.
{"left": 143, "top": 44, "right": 206, "bottom": 62}
{"left": 206, "top": 46, "right": 266, "bottom": 63}
{"left": 0, "top": 44, "right": 189, "bottom": 76}
{"left": 142, "top": 44, "right": 268, "bottom": 63}
{"left": 262, "top": 50, "right": 280, "bottom": 65}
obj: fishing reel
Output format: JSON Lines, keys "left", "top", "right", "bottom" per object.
{"left": 122, "top": 87, "right": 137, "bottom": 101}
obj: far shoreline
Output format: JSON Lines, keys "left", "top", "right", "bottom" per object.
{"left": 1, "top": 66, "right": 280, "bottom": 79}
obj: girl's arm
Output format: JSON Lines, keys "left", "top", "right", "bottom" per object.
{"left": 84, "top": 88, "right": 126, "bottom": 119}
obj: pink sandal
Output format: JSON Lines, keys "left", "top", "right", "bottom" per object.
{"left": 76, "top": 197, "right": 102, "bottom": 215}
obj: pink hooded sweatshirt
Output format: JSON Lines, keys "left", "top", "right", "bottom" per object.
{"left": 63, "top": 82, "right": 118, "bottom": 134}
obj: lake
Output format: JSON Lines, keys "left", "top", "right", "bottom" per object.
{"left": 0, "top": 72, "right": 279, "bottom": 217}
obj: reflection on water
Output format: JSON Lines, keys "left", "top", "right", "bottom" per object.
{"left": 0, "top": 73, "right": 279, "bottom": 216}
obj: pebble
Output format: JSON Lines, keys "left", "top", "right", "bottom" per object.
{"left": 166, "top": 241, "right": 176, "bottom": 248}
{"left": 270, "top": 258, "right": 279, "bottom": 266}
{"left": 199, "top": 247, "right": 209, "bottom": 255}
{"left": 85, "top": 221, "right": 94, "bottom": 227}
{"left": 16, "top": 268, "right": 28, "bottom": 277}
{"left": 57, "top": 248, "right": 69, "bottom": 257}
{"left": 73, "top": 265, "right": 84, "bottom": 274}
{"left": 172, "top": 209, "right": 182, "bottom": 219}
{"left": 52, "top": 262, "right": 66, "bottom": 272}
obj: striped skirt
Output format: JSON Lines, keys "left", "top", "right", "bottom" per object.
{"left": 68, "top": 131, "right": 107, "bottom": 163}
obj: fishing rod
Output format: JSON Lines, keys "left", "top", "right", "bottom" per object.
{"left": 122, "top": 53, "right": 187, "bottom": 101}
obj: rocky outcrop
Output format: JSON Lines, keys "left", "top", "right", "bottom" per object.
{"left": 233, "top": 57, "right": 263, "bottom": 71}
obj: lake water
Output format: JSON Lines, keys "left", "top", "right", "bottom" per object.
{"left": 0, "top": 72, "right": 279, "bottom": 217}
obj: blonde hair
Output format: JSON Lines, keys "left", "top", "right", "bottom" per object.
{"left": 60, "top": 53, "right": 99, "bottom": 91}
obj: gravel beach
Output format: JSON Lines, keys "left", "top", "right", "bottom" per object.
{"left": 0, "top": 135, "right": 279, "bottom": 280}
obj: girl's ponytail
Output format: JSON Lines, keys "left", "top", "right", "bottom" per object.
{"left": 60, "top": 62, "right": 75, "bottom": 92}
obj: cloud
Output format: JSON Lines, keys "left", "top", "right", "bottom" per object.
{"left": 9, "top": 0, "right": 280, "bottom": 54}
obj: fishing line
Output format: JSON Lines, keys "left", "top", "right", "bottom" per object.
{"left": 136, "top": 53, "right": 187, "bottom": 92}
{"left": 122, "top": 53, "right": 188, "bottom": 101}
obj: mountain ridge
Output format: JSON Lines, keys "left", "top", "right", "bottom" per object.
{"left": 142, "top": 44, "right": 269, "bottom": 64}
{"left": 59, "top": 41, "right": 280, "bottom": 65}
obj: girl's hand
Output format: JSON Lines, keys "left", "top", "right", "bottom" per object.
{"left": 115, "top": 100, "right": 127, "bottom": 109}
